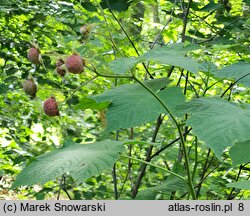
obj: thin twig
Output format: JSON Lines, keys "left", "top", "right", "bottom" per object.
{"left": 167, "top": 66, "right": 175, "bottom": 78}
{"left": 220, "top": 72, "right": 250, "bottom": 98}
{"left": 121, "top": 155, "right": 186, "bottom": 182}
{"left": 112, "top": 163, "right": 119, "bottom": 199}
{"left": 198, "top": 17, "right": 241, "bottom": 44}
{"left": 86, "top": 64, "right": 133, "bottom": 79}
{"left": 149, "top": 127, "right": 192, "bottom": 160}
{"left": 97, "top": 2, "right": 123, "bottom": 57}
{"left": 150, "top": 17, "right": 173, "bottom": 49}
{"left": 180, "top": 162, "right": 221, "bottom": 199}
{"left": 196, "top": 148, "right": 211, "bottom": 197}
{"left": 112, "top": 130, "right": 120, "bottom": 199}
{"left": 128, "top": 128, "right": 134, "bottom": 187}
{"left": 60, "top": 75, "right": 98, "bottom": 106}
{"left": 131, "top": 115, "right": 163, "bottom": 198}
{"left": 57, "top": 175, "right": 64, "bottom": 200}
{"left": 192, "top": 137, "right": 198, "bottom": 181}
{"left": 62, "top": 175, "right": 72, "bottom": 200}
{"left": 227, "top": 164, "right": 244, "bottom": 200}
{"left": 181, "top": 0, "right": 193, "bottom": 42}
{"left": 105, "top": 1, "right": 154, "bottom": 79}
{"left": 197, "top": 162, "right": 221, "bottom": 187}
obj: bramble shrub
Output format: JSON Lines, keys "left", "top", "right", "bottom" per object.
{"left": 0, "top": 0, "right": 249, "bottom": 200}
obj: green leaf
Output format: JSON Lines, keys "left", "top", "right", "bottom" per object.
{"left": 178, "top": 98, "right": 250, "bottom": 158}
{"left": 109, "top": 58, "right": 137, "bottom": 74}
{"left": 139, "top": 45, "right": 199, "bottom": 75}
{"left": 108, "top": 44, "right": 199, "bottom": 75}
{"left": 75, "top": 97, "right": 109, "bottom": 111}
{"left": 12, "top": 140, "right": 125, "bottom": 188}
{"left": 227, "top": 180, "right": 250, "bottom": 190}
{"left": 91, "top": 78, "right": 185, "bottom": 131}
{"left": 213, "top": 62, "right": 250, "bottom": 86}
{"left": 199, "top": 61, "right": 218, "bottom": 74}
{"left": 230, "top": 140, "right": 250, "bottom": 166}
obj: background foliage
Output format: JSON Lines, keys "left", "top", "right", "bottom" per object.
{"left": 0, "top": 0, "right": 250, "bottom": 200}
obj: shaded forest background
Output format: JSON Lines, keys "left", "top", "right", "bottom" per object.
{"left": 0, "top": 0, "right": 250, "bottom": 200}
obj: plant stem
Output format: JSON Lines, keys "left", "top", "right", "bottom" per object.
{"left": 86, "top": 65, "right": 133, "bottom": 79}
{"left": 180, "top": 162, "right": 221, "bottom": 199}
{"left": 167, "top": 65, "right": 175, "bottom": 78}
{"left": 60, "top": 75, "right": 98, "bottom": 106}
{"left": 227, "top": 164, "right": 244, "bottom": 200}
{"left": 57, "top": 175, "right": 64, "bottom": 200}
{"left": 112, "top": 130, "right": 119, "bottom": 199}
{"left": 96, "top": 1, "right": 122, "bottom": 57}
{"left": 128, "top": 128, "right": 134, "bottom": 187}
{"left": 220, "top": 72, "right": 250, "bottom": 98}
{"left": 150, "top": 17, "right": 173, "bottom": 49}
{"left": 149, "top": 128, "right": 192, "bottom": 160}
{"left": 121, "top": 155, "right": 186, "bottom": 182}
{"left": 196, "top": 148, "right": 211, "bottom": 197}
{"left": 105, "top": 1, "right": 154, "bottom": 79}
{"left": 62, "top": 175, "right": 72, "bottom": 200}
{"left": 198, "top": 17, "right": 240, "bottom": 44}
{"left": 132, "top": 75, "right": 196, "bottom": 199}
{"left": 192, "top": 137, "right": 198, "bottom": 181}
{"left": 112, "top": 163, "right": 118, "bottom": 200}
{"left": 181, "top": 0, "right": 193, "bottom": 42}
{"left": 131, "top": 115, "right": 163, "bottom": 198}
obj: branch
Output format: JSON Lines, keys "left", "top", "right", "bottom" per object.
{"left": 131, "top": 115, "right": 163, "bottom": 198}
{"left": 196, "top": 148, "right": 211, "bottom": 197}
{"left": 150, "top": 17, "right": 173, "bottom": 49}
{"left": 112, "top": 163, "right": 119, "bottom": 199}
{"left": 60, "top": 75, "right": 98, "bottom": 106}
{"left": 121, "top": 155, "right": 186, "bottom": 182}
{"left": 97, "top": 3, "right": 123, "bottom": 57}
{"left": 149, "top": 127, "right": 192, "bottom": 160}
{"left": 181, "top": 0, "right": 193, "bottom": 42}
{"left": 105, "top": 1, "right": 154, "bottom": 79}
{"left": 86, "top": 64, "right": 133, "bottom": 79}
{"left": 132, "top": 75, "right": 196, "bottom": 199}
{"left": 57, "top": 175, "right": 64, "bottom": 200}
{"left": 198, "top": 17, "right": 241, "bottom": 44}
{"left": 227, "top": 164, "right": 245, "bottom": 200}
{"left": 220, "top": 72, "right": 250, "bottom": 98}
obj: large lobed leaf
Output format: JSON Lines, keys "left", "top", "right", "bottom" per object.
{"left": 109, "top": 44, "right": 199, "bottom": 75}
{"left": 91, "top": 78, "right": 185, "bottom": 131}
{"left": 178, "top": 97, "right": 250, "bottom": 158}
{"left": 12, "top": 140, "right": 125, "bottom": 188}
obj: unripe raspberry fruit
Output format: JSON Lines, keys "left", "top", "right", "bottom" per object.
{"left": 22, "top": 78, "right": 37, "bottom": 99}
{"left": 65, "top": 54, "right": 85, "bottom": 74}
{"left": 43, "top": 97, "right": 60, "bottom": 116}
{"left": 56, "top": 59, "right": 66, "bottom": 77}
{"left": 27, "top": 47, "right": 40, "bottom": 64}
